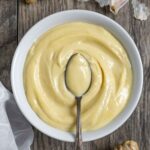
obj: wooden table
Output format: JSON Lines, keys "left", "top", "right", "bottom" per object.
{"left": 0, "top": 0, "right": 149, "bottom": 149}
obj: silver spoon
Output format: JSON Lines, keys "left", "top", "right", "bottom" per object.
{"left": 65, "top": 53, "right": 92, "bottom": 150}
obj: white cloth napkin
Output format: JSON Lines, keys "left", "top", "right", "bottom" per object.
{"left": 0, "top": 82, "right": 34, "bottom": 150}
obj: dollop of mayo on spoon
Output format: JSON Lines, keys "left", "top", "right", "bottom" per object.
{"left": 65, "top": 53, "right": 92, "bottom": 97}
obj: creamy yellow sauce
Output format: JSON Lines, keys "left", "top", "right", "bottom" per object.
{"left": 65, "top": 54, "right": 91, "bottom": 97}
{"left": 24, "top": 22, "right": 132, "bottom": 131}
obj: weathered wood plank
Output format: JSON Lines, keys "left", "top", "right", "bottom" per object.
{"left": 0, "top": 0, "right": 17, "bottom": 90}
{"left": 17, "top": 0, "right": 150, "bottom": 150}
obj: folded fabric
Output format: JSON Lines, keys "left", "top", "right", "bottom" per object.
{"left": 0, "top": 82, "right": 34, "bottom": 150}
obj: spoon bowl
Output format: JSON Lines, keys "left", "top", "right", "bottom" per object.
{"left": 65, "top": 53, "right": 92, "bottom": 97}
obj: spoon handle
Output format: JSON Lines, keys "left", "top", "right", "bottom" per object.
{"left": 75, "top": 97, "right": 83, "bottom": 150}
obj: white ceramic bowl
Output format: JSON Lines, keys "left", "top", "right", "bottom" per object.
{"left": 11, "top": 10, "right": 143, "bottom": 142}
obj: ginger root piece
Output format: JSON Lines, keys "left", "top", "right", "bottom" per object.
{"left": 114, "top": 140, "right": 139, "bottom": 150}
{"left": 25, "top": 0, "right": 37, "bottom": 4}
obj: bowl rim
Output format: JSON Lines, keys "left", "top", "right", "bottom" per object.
{"left": 11, "top": 10, "right": 143, "bottom": 142}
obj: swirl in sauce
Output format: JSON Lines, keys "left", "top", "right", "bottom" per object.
{"left": 24, "top": 22, "right": 132, "bottom": 131}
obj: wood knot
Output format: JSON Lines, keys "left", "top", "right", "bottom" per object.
{"left": 25, "top": 0, "right": 37, "bottom": 4}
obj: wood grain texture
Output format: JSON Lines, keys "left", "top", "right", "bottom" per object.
{"left": 0, "top": 0, "right": 17, "bottom": 90}
{"left": 0, "top": 0, "right": 149, "bottom": 149}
